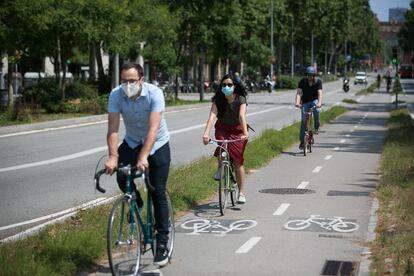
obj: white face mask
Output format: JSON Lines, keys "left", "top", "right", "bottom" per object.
{"left": 122, "top": 82, "right": 142, "bottom": 98}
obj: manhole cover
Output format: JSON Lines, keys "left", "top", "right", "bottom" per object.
{"left": 321, "top": 260, "right": 359, "bottom": 275}
{"left": 259, "top": 188, "right": 315, "bottom": 194}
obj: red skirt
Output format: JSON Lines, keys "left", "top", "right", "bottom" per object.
{"left": 214, "top": 120, "right": 247, "bottom": 166}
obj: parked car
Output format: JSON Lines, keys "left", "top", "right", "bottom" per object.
{"left": 354, "top": 71, "right": 367, "bottom": 85}
{"left": 399, "top": 64, "right": 413, "bottom": 79}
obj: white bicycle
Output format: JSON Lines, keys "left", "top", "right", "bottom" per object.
{"left": 284, "top": 215, "right": 359, "bottom": 233}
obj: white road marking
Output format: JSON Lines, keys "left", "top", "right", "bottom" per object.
{"left": 0, "top": 197, "right": 109, "bottom": 231}
{"left": 345, "top": 134, "right": 350, "bottom": 137}
{"left": 0, "top": 120, "right": 108, "bottom": 138}
{"left": 354, "top": 125, "right": 359, "bottom": 129}
{"left": 0, "top": 196, "right": 116, "bottom": 243}
{"left": 350, "top": 129, "right": 355, "bottom": 133}
{"left": 0, "top": 106, "right": 287, "bottom": 173}
{"left": 334, "top": 147, "right": 340, "bottom": 151}
{"left": 356, "top": 96, "right": 365, "bottom": 102}
{"left": 236, "top": 237, "right": 261, "bottom": 254}
{"left": 297, "top": 181, "right": 309, "bottom": 189}
{"left": 273, "top": 203, "right": 290, "bottom": 216}
{"left": 324, "top": 155, "right": 332, "bottom": 160}
{"left": 0, "top": 146, "right": 107, "bottom": 173}
{"left": 312, "top": 166, "right": 322, "bottom": 173}
{"left": 340, "top": 139, "right": 346, "bottom": 143}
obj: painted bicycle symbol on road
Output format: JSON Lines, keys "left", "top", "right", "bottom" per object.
{"left": 284, "top": 215, "right": 359, "bottom": 233}
{"left": 180, "top": 219, "right": 257, "bottom": 236}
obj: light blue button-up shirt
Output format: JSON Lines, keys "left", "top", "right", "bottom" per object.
{"left": 108, "top": 82, "right": 169, "bottom": 155}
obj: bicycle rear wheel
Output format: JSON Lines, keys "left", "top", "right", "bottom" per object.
{"left": 308, "top": 132, "right": 313, "bottom": 153}
{"left": 303, "top": 134, "right": 308, "bottom": 156}
{"left": 107, "top": 197, "right": 142, "bottom": 276}
{"left": 218, "top": 163, "right": 230, "bottom": 215}
{"left": 149, "top": 191, "right": 175, "bottom": 262}
{"left": 165, "top": 192, "right": 175, "bottom": 261}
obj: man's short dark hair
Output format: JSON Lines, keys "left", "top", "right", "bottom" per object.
{"left": 121, "top": 63, "right": 144, "bottom": 77}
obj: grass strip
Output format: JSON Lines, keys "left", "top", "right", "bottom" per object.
{"left": 0, "top": 105, "right": 347, "bottom": 275}
{"left": 356, "top": 82, "right": 377, "bottom": 95}
{"left": 371, "top": 108, "right": 414, "bottom": 275}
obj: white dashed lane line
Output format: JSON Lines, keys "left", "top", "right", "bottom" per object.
{"left": 236, "top": 237, "right": 262, "bottom": 254}
{"left": 312, "top": 166, "right": 323, "bottom": 173}
{"left": 334, "top": 147, "right": 340, "bottom": 151}
{"left": 273, "top": 203, "right": 290, "bottom": 216}
{"left": 324, "top": 155, "right": 332, "bottom": 160}
{"left": 340, "top": 139, "right": 346, "bottom": 143}
{"left": 297, "top": 181, "right": 309, "bottom": 189}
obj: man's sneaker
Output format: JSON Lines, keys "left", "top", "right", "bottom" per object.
{"left": 154, "top": 243, "right": 169, "bottom": 267}
{"left": 238, "top": 193, "right": 246, "bottom": 204}
{"left": 299, "top": 142, "right": 304, "bottom": 150}
{"left": 214, "top": 169, "right": 221, "bottom": 181}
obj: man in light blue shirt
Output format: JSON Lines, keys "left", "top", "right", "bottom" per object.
{"left": 105, "top": 63, "right": 171, "bottom": 267}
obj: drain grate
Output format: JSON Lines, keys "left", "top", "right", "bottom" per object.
{"left": 321, "top": 260, "right": 359, "bottom": 275}
{"left": 259, "top": 188, "right": 315, "bottom": 194}
{"left": 327, "top": 190, "right": 370, "bottom": 197}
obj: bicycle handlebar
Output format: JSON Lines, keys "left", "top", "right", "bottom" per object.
{"left": 94, "top": 165, "right": 145, "bottom": 194}
{"left": 208, "top": 138, "right": 245, "bottom": 144}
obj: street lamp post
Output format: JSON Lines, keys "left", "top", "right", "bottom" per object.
{"left": 270, "top": 0, "right": 274, "bottom": 79}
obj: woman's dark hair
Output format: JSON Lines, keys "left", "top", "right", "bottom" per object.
{"left": 212, "top": 73, "right": 247, "bottom": 119}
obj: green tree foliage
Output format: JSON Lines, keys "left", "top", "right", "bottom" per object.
{"left": 0, "top": 0, "right": 383, "bottom": 107}
{"left": 398, "top": 1, "right": 414, "bottom": 53}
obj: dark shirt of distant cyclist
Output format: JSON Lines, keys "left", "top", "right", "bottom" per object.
{"left": 298, "top": 73, "right": 322, "bottom": 104}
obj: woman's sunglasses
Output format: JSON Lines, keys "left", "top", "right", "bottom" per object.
{"left": 222, "top": 83, "right": 234, "bottom": 87}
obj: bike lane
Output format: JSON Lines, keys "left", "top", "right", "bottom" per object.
{"left": 158, "top": 92, "right": 391, "bottom": 276}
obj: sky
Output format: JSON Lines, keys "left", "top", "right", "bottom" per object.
{"left": 369, "top": 0, "right": 412, "bottom": 21}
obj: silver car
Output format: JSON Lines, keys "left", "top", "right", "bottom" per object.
{"left": 354, "top": 71, "right": 367, "bottom": 85}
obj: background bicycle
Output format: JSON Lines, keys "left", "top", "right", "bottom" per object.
{"left": 302, "top": 106, "right": 316, "bottom": 156}
{"left": 94, "top": 163, "right": 174, "bottom": 275}
{"left": 209, "top": 138, "right": 244, "bottom": 215}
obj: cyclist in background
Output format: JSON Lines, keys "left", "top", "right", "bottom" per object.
{"left": 104, "top": 63, "right": 171, "bottom": 267}
{"left": 376, "top": 73, "right": 381, "bottom": 90}
{"left": 385, "top": 70, "right": 392, "bottom": 93}
{"left": 202, "top": 73, "right": 249, "bottom": 204}
{"left": 294, "top": 66, "right": 323, "bottom": 150}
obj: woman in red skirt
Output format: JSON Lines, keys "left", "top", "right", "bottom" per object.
{"left": 202, "top": 73, "right": 248, "bottom": 203}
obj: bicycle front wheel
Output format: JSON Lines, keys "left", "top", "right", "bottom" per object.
{"left": 219, "top": 163, "right": 230, "bottom": 215}
{"left": 107, "top": 197, "right": 142, "bottom": 276}
{"left": 229, "top": 163, "right": 238, "bottom": 206}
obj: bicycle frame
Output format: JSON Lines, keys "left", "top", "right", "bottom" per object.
{"left": 123, "top": 167, "right": 154, "bottom": 249}
{"left": 209, "top": 138, "right": 244, "bottom": 215}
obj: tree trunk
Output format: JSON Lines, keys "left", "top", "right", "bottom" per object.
{"left": 7, "top": 62, "right": 13, "bottom": 107}
{"left": 89, "top": 43, "right": 96, "bottom": 82}
{"left": 199, "top": 51, "right": 205, "bottom": 102}
{"left": 95, "top": 41, "right": 105, "bottom": 81}
{"left": 56, "top": 36, "right": 64, "bottom": 100}
{"left": 328, "top": 39, "right": 335, "bottom": 74}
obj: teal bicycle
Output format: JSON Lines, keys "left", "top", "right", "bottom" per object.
{"left": 94, "top": 164, "right": 174, "bottom": 275}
